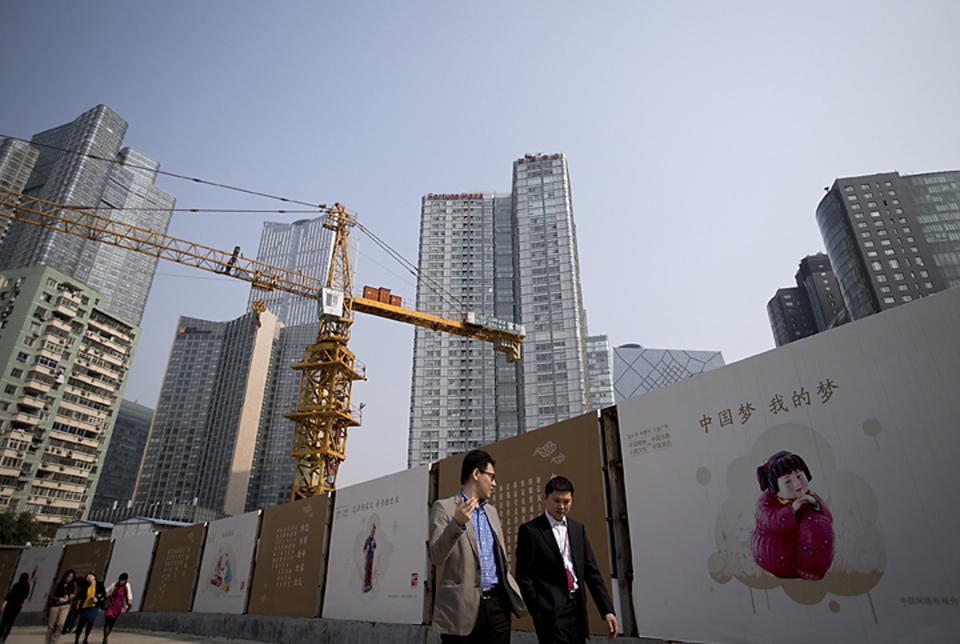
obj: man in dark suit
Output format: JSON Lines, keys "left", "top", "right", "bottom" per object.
{"left": 429, "top": 449, "right": 526, "bottom": 642}
{"left": 516, "top": 476, "right": 618, "bottom": 642}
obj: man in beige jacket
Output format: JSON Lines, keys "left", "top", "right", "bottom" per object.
{"left": 429, "top": 449, "right": 525, "bottom": 642}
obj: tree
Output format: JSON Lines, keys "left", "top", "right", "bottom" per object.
{"left": 0, "top": 508, "right": 52, "bottom": 545}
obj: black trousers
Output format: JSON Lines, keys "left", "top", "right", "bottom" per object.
{"left": 533, "top": 591, "right": 587, "bottom": 644}
{"left": 440, "top": 587, "right": 511, "bottom": 644}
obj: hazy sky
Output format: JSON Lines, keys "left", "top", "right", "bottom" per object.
{"left": 2, "top": 2, "right": 957, "bottom": 487}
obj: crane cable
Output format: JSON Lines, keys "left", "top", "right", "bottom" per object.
{"left": 1, "top": 133, "right": 467, "bottom": 315}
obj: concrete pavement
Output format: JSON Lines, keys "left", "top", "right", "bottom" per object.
{"left": 3, "top": 625, "right": 264, "bottom": 644}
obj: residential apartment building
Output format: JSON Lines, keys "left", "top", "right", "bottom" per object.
{"left": 408, "top": 154, "right": 607, "bottom": 466}
{"left": 134, "top": 311, "right": 280, "bottom": 520}
{"left": 0, "top": 105, "right": 175, "bottom": 326}
{"left": 0, "top": 266, "right": 137, "bottom": 525}
{"left": 767, "top": 254, "right": 847, "bottom": 346}
{"left": 816, "top": 170, "right": 958, "bottom": 320}
{"left": 612, "top": 345, "right": 724, "bottom": 403}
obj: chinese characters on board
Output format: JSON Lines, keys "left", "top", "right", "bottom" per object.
{"left": 699, "top": 379, "right": 840, "bottom": 434}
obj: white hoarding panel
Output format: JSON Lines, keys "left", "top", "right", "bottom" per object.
{"left": 192, "top": 510, "right": 260, "bottom": 614}
{"left": 14, "top": 545, "right": 63, "bottom": 612}
{"left": 619, "top": 289, "right": 960, "bottom": 644}
{"left": 322, "top": 465, "right": 429, "bottom": 623}
{"left": 105, "top": 532, "right": 157, "bottom": 611}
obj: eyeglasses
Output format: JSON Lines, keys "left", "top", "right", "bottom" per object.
{"left": 479, "top": 470, "right": 496, "bottom": 482}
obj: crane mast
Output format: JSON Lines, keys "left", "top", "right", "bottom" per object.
{"left": 284, "top": 204, "right": 363, "bottom": 497}
{"left": 0, "top": 187, "right": 524, "bottom": 497}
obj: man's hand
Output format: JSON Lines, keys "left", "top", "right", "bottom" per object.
{"left": 604, "top": 612, "right": 618, "bottom": 639}
{"left": 454, "top": 496, "right": 478, "bottom": 527}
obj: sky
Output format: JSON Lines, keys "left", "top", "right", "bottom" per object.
{"left": 2, "top": 1, "right": 958, "bottom": 488}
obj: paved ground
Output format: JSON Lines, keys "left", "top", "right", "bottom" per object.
{"left": 3, "top": 625, "right": 263, "bottom": 644}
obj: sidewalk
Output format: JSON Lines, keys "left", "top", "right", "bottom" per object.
{"left": 3, "top": 625, "right": 263, "bottom": 644}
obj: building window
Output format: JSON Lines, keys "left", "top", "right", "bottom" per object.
{"left": 871, "top": 261, "right": 883, "bottom": 271}
{"left": 3, "top": 385, "right": 15, "bottom": 395}
{"left": 883, "top": 297, "right": 895, "bottom": 304}
{"left": 876, "top": 274, "right": 887, "bottom": 283}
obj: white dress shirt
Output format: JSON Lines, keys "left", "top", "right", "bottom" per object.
{"left": 544, "top": 511, "right": 578, "bottom": 591}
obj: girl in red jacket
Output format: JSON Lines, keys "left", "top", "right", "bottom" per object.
{"left": 750, "top": 450, "right": 834, "bottom": 580}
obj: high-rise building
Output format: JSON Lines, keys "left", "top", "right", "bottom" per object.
{"left": 90, "top": 399, "right": 152, "bottom": 512}
{"left": 817, "top": 170, "right": 958, "bottom": 320}
{"left": 247, "top": 216, "right": 359, "bottom": 327}
{"left": 0, "top": 266, "right": 138, "bottom": 525}
{"left": 767, "top": 254, "right": 847, "bottom": 346}
{"left": 134, "top": 311, "right": 280, "bottom": 519}
{"left": 245, "top": 322, "right": 318, "bottom": 511}
{"left": 612, "top": 345, "right": 725, "bottom": 403}
{"left": 408, "top": 154, "right": 599, "bottom": 467}
{"left": 247, "top": 218, "right": 332, "bottom": 327}
{"left": 0, "top": 105, "right": 175, "bottom": 325}
{"left": 585, "top": 335, "right": 615, "bottom": 410}
{"left": 0, "top": 137, "right": 40, "bottom": 244}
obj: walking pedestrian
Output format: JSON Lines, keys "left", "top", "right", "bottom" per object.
{"left": 102, "top": 573, "right": 133, "bottom": 644}
{"left": 46, "top": 569, "right": 77, "bottom": 644}
{"left": 0, "top": 573, "right": 30, "bottom": 643}
{"left": 72, "top": 573, "right": 105, "bottom": 644}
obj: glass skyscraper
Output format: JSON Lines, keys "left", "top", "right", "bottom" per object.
{"left": 0, "top": 105, "right": 175, "bottom": 326}
{"left": 816, "top": 170, "right": 957, "bottom": 320}
{"left": 134, "top": 311, "right": 280, "bottom": 519}
{"left": 767, "top": 254, "right": 847, "bottom": 346}
{"left": 408, "top": 154, "right": 607, "bottom": 467}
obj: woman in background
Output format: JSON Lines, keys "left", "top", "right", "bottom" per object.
{"left": 72, "top": 572, "right": 105, "bottom": 644}
{"left": 102, "top": 573, "right": 133, "bottom": 644}
{"left": 46, "top": 569, "right": 76, "bottom": 644}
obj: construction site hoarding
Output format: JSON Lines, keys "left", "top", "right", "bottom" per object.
{"left": 141, "top": 523, "right": 206, "bottom": 613}
{"left": 105, "top": 531, "right": 157, "bottom": 611}
{"left": 248, "top": 494, "right": 329, "bottom": 617}
{"left": 56, "top": 540, "right": 112, "bottom": 588}
{"left": 192, "top": 510, "right": 260, "bottom": 614}
{"left": 435, "top": 411, "right": 614, "bottom": 635}
{"left": 618, "top": 288, "right": 960, "bottom": 644}
{"left": 322, "top": 465, "right": 429, "bottom": 624}
{"left": 14, "top": 545, "right": 63, "bottom": 612}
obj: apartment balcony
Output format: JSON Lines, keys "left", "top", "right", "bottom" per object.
{"left": 45, "top": 317, "right": 73, "bottom": 333}
{"left": 0, "top": 465, "right": 21, "bottom": 478}
{"left": 57, "top": 288, "right": 84, "bottom": 305}
{"left": 43, "top": 444, "right": 96, "bottom": 464}
{"left": 28, "top": 363, "right": 57, "bottom": 378}
{"left": 38, "top": 346, "right": 64, "bottom": 362}
{"left": 52, "top": 302, "right": 77, "bottom": 319}
{"left": 64, "top": 384, "right": 112, "bottom": 406}
{"left": 58, "top": 398, "right": 107, "bottom": 421}
{"left": 78, "top": 358, "right": 121, "bottom": 381}
{"left": 17, "top": 393, "right": 44, "bottom": 411}
{"left": 10, "top": 410, "right": 41, "bottom": 426}
{"left": 84, "top": 336, "right": 129, "bottom": 359}
{"left": 49, "top": 426, "right": 100, "bottom": 449}
{"left": 0, "top": 484, "right": 18, "bottom": 497}
{"left": 37, "top": 460, "right": 88, "bottom": 479}
{"left": 23, "top": 376, "right": 52, "bottom": 394}
{"left": 32, "top": 477, "right": 87, "bottom": 495}
{"left": 87, "top": 316, "right": 130, "bottom": 339}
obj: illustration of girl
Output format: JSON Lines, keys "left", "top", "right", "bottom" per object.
{"left": 362, "top": 524, "right": 376, "bottom": 593}
{"left": 750, "top": 450, "right": 834, "bottom": 580}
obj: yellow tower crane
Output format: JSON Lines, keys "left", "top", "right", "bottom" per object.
{"left": 0, "top": 187, "right": 525, "bottom": 497}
